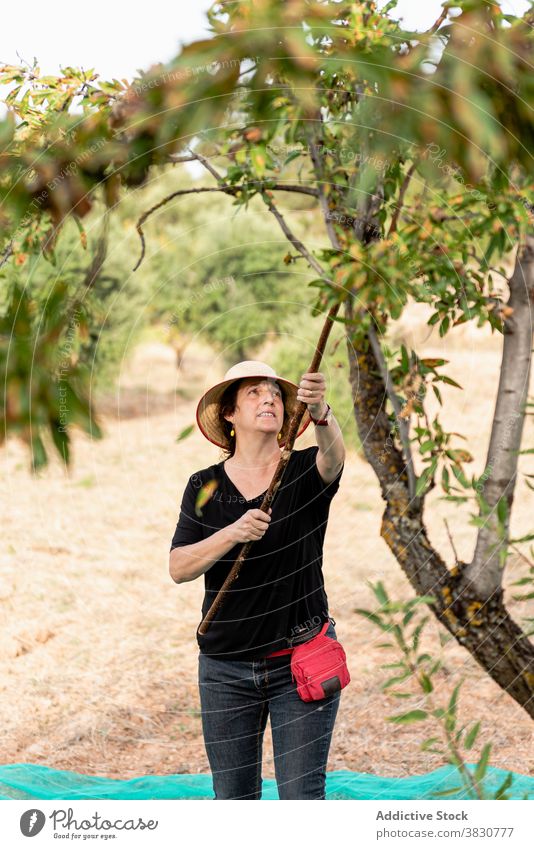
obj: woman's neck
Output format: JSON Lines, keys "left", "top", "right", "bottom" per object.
{"left": 226, "top": 442, "right": 281, "bottom": 472}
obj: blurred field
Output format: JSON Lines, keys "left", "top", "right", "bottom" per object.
{"left": 0, "top": 318, "right": 533, "bottom": 784}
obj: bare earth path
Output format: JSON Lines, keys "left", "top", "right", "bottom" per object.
{"left": 0, "top": 336, "right": 533, "bottom": 786}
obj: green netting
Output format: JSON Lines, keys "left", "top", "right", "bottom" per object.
{"left": 0, "top": 764, "right": 532, "bottom": 800}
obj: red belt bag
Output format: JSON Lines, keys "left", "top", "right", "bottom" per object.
{"left": 290, "top": 622, "right": 351, "bottom": 702}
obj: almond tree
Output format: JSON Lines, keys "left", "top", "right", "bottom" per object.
{"left": 0, "top": 1, "right": 532, "bottom": 713}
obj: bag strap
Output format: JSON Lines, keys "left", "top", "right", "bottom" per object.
{"left": 266, "top": 619, "right": 331, "bottom": 658}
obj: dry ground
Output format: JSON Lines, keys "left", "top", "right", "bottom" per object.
{"left": 1, "top": 321, "right": 533, "bottom": 786}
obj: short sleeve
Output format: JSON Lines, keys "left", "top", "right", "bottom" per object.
{"left": 170, "top": 476, "right": 204, "bottom": 551}
{"left": 297, "top": 446, "right": 344, "bottom": 503}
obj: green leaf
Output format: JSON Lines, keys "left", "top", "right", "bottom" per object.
{"left": 372, "top": 581, "right": 390, "bottom": 606}
{"left": 402, "top": 609, "right": 416, "bottom": 627}
{"left": 437, "top": 375, "right": 463, "bottom": 389}
{"left": 494, "top": 771, "right": 515, "bottom": 800}
{"left": 448, "top": 682, "right": 462, "bottom": 715}
{"left": 283, "top": 149, "right": 303, "bottom": 165}
{"left": 450, "top": 463, "right": 469, "bottom": 488}
{"left": 497, "top": 497, "right": 508, "bottom": 525}
{"left": 509, "top": 533, "right": 534, "bottom": 544}
{"left": 464, "top": 721, "right": 481, "bottom": 750}
{"left": 176, "top": 424, "right": 195, "bottom": 442}
{"left": 421, "top": 736, "right": 442, "bottom": 751}
{"left": 420, "top": 673, "right": 433, "bottom": 693}
{"left": 416, "top": 465, "right": 433, "bottom": 496}
{"left": 31, "top": 433, "right": 48, "bottom": 472}
{"left": 50, "top": 422, "right": 70, "bottom": 466}
{"left": 388, "top": 709, "right": 428, "bottom": 724}
{"left": 439, "top": 316, "right": 450, "bottom": 337}
{"left": 382, "top": 671, "right": 413, "bottom": 689}
{"left": 354, "top": 609, "right": 390, "bottom": 631}
{"left": 474, "top": 743, "right": 492, "bottom": 783}
{"left": 419, "top": 439, "right": 435, "bottom": 453}
{"left": 432, "top": 786, "right": 462, "bottom": 798}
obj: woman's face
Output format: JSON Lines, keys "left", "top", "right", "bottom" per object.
{"left": 227, "top": 378, "right": 285, "bottom": 439}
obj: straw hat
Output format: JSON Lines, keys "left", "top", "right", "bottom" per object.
{"left": 195, "top": 360, "right": 312, "bottom": 449}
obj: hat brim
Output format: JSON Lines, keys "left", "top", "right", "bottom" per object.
{"left": 195, "top": 373, "right": 312, "bottom": 449}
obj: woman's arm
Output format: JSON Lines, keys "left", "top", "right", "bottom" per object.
{"left": 169, "top": 507, "right": 272, "bottom": 584}
{"left": 297, "top": 372, "right": 346, "bottom": 484}
{"left": 169, "top": 525, "right": 237, "bottom": 584}
{"left": 313, "top": 410, "right": 345, "bottom": 484}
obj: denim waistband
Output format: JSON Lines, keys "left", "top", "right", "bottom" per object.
{"left": 267, "top": 615, "right": 336, "bottom": 656}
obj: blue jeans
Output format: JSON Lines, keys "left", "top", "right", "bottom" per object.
{"left": 198, "top": 621, "right": 341, "bottom": 800}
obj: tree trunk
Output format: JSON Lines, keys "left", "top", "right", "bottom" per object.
{"left": 344, "top": 298, "right": 534, "bottom": 717}
{"left": 464, "top": 235, "right": 534, "bottom": 595}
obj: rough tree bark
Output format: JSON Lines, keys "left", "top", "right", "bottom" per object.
{"left": 344, "top": 239, "right": 534, "bottom": 718}
{"left": 465, "top": 236, "right": 534, "bottom": 595}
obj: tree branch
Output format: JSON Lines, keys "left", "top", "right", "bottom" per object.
{"left": 366, "top": 324, "right": 418, "bottom": 503}
{"left": 388, "top": 160, "right": 418, "bottom": 237}
{"left": 133, "top": 186, "right": 231, "bottom": 271}
{"left": 304, "top": 118, "right": 418, "bottom": 501}
{"left": 0, "top": 240, "right": 14, "bottom": 270}
{"left": 463, "top": 234, "right": 534, "bottom": 597}
{"left": 133, "top": 175, "right": 318, "bottom": 271}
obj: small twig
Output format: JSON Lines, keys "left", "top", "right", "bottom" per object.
{"left": 134, "top": 186, "right": 236, "bottom": 271}
{"left": 307, "top": 133, "right": 339, "bottom": 247}
{"left": 0, "top": 240, "right": 14, "bottom": 270}
{"left": 133, "top": 179, "right": 318, "bottom": 271}
{"left": 185, "top": 146, "right": 223, "bottom": 182}
{"left": 429, "top": 9, "right": 448, "bottom": 36}
{"left": 260, "top": 193, "right": 323, "bottom": 277}
{"left": 388, "top": 160, "right": 418, "bottom": 237}
{"left": 510, "top": 542, "right": 534, "bottom": 570}
{"left": 367, "top": 325, "right": 418, "bottom": 502}
{"left": 444, "top": 518, "right": 460, "bottom": 567}
{"left": 303, "top": 113, "right": 418, "bottom": 501}
{"left": 168, "top": 153, "right": 198, "bottom": 164}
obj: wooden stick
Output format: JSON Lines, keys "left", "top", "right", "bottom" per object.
{"left": 198, "top": 301, "right": 341, "bottom": 635}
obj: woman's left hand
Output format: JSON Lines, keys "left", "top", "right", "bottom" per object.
{"left": 297, "top": 372, "right": 328, "bottom": 418}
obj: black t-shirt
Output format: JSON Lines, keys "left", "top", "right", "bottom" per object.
{"left": 170, "top": 446, "right": 344, "bottom": 660}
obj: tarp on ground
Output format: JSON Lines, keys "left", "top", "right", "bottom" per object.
{"left": 0, "top": 763, "right": 532, "bottom": 800}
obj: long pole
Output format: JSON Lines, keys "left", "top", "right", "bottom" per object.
{"left": 198, "top": 301, "right": 341, "bottom": 635}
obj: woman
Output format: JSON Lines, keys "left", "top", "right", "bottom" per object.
{"left": 169, "top": 360, "right": 346, "bottom": 800}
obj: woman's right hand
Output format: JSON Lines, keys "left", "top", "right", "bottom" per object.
{"left": 229, "top": 508, "right": 272, "bottom": 544}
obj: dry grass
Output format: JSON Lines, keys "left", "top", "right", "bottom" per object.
{"left": 0, "top": 325, "right": 533, "bottom": 783}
